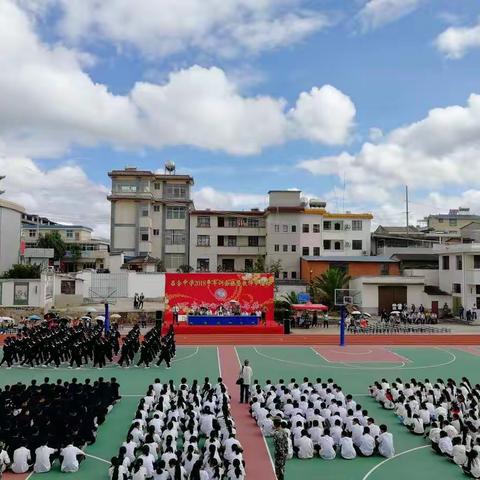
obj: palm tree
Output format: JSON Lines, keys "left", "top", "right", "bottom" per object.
{"left": 281, "top": 291, "right": 300, "bottom": 305}
{"left": 311, "top": 268, "right": 350, "bottom": 307}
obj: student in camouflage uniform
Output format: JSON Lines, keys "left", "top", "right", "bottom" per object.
{"left": 272, "top": 418, "right": 289, "bottom": 480}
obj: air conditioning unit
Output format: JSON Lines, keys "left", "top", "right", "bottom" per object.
{"left": 345, "top": 241, "right": 351, "bottom": 248}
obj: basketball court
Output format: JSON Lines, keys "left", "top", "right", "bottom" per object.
{"left": 1, "top": 343, "right": 478, "bottom": 480}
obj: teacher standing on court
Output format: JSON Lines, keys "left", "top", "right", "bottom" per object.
{"left": 238, "top": 359, "right": 253, "bottom": 403}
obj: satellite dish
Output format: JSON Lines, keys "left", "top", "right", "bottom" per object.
{"left": 165, "top": 160, "right": 176, "bottom": 173}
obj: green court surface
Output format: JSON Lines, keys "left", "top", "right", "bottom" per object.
{"left": 1, "top": 345, "right": 477, "bottom": 479}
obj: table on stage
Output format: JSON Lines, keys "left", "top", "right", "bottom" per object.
{"left": 187, "top": 315, "right": 259, "bottom": 326}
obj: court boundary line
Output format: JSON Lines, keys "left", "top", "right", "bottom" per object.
{"left": 361, "top": 445, "right": 430, "bottom": 480}
{"left": 252, "top": 346, "right": 457, "bottom": 371}
{"left": 85, "top": 453, "right": 110, "bottom": 464}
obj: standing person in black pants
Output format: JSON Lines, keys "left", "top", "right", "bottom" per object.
{"left": 156, "top": 339, "right": 171, "bottom": 369}
{"left": 238, "top": 359, "right": 253, "bottom": 404}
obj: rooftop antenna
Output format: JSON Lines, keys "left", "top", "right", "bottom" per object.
{"left": 164, "top": 160, "right": 176, "bottom": 175}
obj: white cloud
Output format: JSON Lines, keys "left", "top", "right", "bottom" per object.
{"left": 192, "top": 187, "right": 267, "bottom": 210}
{"left": 54, "top": 0, "right": 329, "bottom": 59}
{"left": 368, "top": 127, "right": 383, "bottom": 142}
{"left": 288, "top": 85, "right": 356, "bottom": 145}
{"left": 0, "top": 0, "right": 355, "bottom": 157}
{"left": 358, "top": 0, "right": 424, "bottom": 31}
{"left": 0, "top": 155, "right": 110, "bottom": 237}
{"left": 436, "top": 19, "right": 480, "bottom": 59}
{"left": 298, "top": 93, "right": 480, "bottom": 226}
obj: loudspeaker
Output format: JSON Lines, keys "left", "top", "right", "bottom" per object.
{"left": 155, "top": 311, "right": 163, "bottom": 320}
{"left": 283, "top": 317, "right": 291, "bottom": 334}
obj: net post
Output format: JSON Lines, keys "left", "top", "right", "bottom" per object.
{"left": 339, "top": 305, "right": 346, "bottom": 347}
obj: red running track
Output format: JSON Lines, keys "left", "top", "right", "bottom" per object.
{"left": 218, "top": 346, "right": 276, "bottom": 480}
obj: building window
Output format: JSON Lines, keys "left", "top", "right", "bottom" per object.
{"left": 302, "top": 224, "right": 309, "bottom": 233}
{"left": 274, "top": 224, "right": 280, "bottom": 232}
{"left": 474, "top": 255, "right": 480, "bottom": 269}
{"left": 292, "top": 225, "right": 297, "bottom": 232}
{"left": 245, "top": 259, "right": 253, "bottom": 271}
{"left": 456, "top": 255, "right": 463, "bottom": 270}
{"left": 283, "top": 244, "right": 288, "bottom": 252}
{"left": 226, "top": 217, "right": 237, "bottom": 228}
{"left": 323, "top": 240, "right": 331, "bottom": 250}
{"left": 291, "top": 271, "right": 297, "bottom": 279}
{"left": 449, "top": 219, "right": 457, "bottom": 226}
{"left": 453, "top": 283, "right": 462, "bottom": 293}
{"left": 381, "top": 263, "right": 389, "bottom": 275}
{"left": 274, "top": 244, "right": 279, "bottom": 252}
{"left": 313, "top": 224, "right": 320, "bottom": 233}
{"left": 217, "top": 236, "right": 224, "bottom": 246}
{"left": 352, "top": 240, "right": 363, "bottom": 250}
{"left": 438, "top": 218, "right": 444, "bottom": 223}
{"left": 283, "top": 224, "right": 288, "bottom": 233}
{"left": 334, "top": 222, "right": 342, "bottom": 230}
{"left": 248, "top": 236, "right": 259, "bottom": 247}
{"left": 323, "top": 221, "right": 331, "bottom": 230}
{"left": 197, "top": 235, "right": 210, "bottom": 246}
{"left": 302, "top": 247, "right": 309, "bottom": 256}
{"left": 165, "top": 230, "right": 185, "bottom": 245}
{"left": 153, "top": 205, "right": 160, "bottom": 212}
{"left": 60, "top": 280, "right": 76, "bottom": 295}
{"left": 442, "top": 256, "right": 450, "bottom": 270}
{"left": 141, "top": 233, "right": 149, "bottom": 241}
{"left": 66, "top": 230, "right": 73, "bottom": 238}
{"left": 197, "top": 216, "right": 210, "bottom": 228}
{"left": 197, "top": 258, "right": 210, "bottom": 271}
{"left": 282, "top": 272, "right": 288, "bottom": 279}
{"left": 313, "top": 247, "right": 320, "bottom": 256}
{"left": 476, "top": 285, "right": 480, "bottom": 295}
{"left": 166, "top": 206, "right": 186, "bottom": 219}
{"left": 352, "top": 220, "right": 363, "bottom": 231}
{"left": 218, "top": 217, "right": 225, "bottom": 227}
{"left": 153, "top": 229, "right": 160, "bottom": 236}
{"left": 28, "top": 230, "right": 36, "bottom": 237}
{"left": 117, "top": 183, "right": 137, "bottom": 193}
{"left": 334, "top": 241, "right": 342, "bottom": 250}
{"left": 227, "top": 236, "right": 237, "bottom": 247}
{"left": 154, "top": 182, "right": 161, "bottom": 190}
{"left": 165, "top": 254, "right": 185, "bottom": 269}
{"left": 141, "top": 209, "right": 149, "bottom": 217}
{"left": 165, "top": 184, "right": 187, "bottom": 199}
{"left": 247, "top": 218, "right": 260, "bottom": 228}
{"left": 291, "top": 245, "right": 296, "bottom": 252}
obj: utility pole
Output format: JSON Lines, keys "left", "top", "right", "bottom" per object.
{"left": 405, "top": 185, "right": 409, "bottom": 236}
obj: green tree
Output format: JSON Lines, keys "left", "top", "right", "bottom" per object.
{"left": 37, "top": 231, "right": 67, "bottom": 260}
{"left": 311, "top": 268, "right": 350, "bottom": 307}
{"left": 2, "top": 264, "right": 41, "bottom": 279}
{"left": 281, "top": 291, "right": 300, "bottom": 305}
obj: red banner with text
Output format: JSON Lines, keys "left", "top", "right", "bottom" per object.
{"left": 165, "top": 272, "right": 275, "bottom": 323}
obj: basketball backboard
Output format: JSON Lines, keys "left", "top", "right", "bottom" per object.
{"left": 334, "top": 289, "right": 361, "bottom": 309}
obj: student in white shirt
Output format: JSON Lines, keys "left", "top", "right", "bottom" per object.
{"left": 239, "top": 360, "right": 253, "bottom": 404}
{"left": 34, "top": 444, "right": 57, "bottom": 473}
{"left": 138, "top": 445, "right": 156, "bottom": 478}
{"left": 226, "top": 458, "right": 245, "bottom": 480}
{"left": 435, "top": 431, "right": 453, "bottom": 457}
{"left": 11, "top": 445, "right": 31, "bottom": 473}
{"left": 452, "top": 437, "right": 467, "bottom": 466}
{"left": 190, "top": 460, "right": 210, "bottom": 480}
{"left": 296, "top": 430, "right": 314, "bottom": 459}
{"left": 340, "top": 431, "right": 356, "bottom": 460}
{"left": 60, "top": 444, "right": 85, "bottom": 473}
{"left": 358, "top": 427, "right": 375, "bottom": 456}
{"left": 131, "top": 458, "right": 147, "bottom": 480}
{"left": 109, "top": 457, "right": 128, "bottom": 480}
{"left": 319, "top": 429, "right": 336, "bottom": 460}
{"left": 377, "top": 425, "right": 395, "bottom": 458}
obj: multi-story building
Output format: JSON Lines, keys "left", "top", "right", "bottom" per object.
{"left": 421, "top": 207, "right": 480, "bottom": 236}
{"left": 189, "top": 210, "right": 266, "bottom": 272}
{"left": 22, "top": 223, "right": 109, "bottom": 272}
{"left": 436, "top": 243, "right": 480, "bottom": 313}
{"left": 265, "top": 190, "right": 373, "bottom": 280}
{"left": 0, "top": 197, "right": 24, "bottom": 274}
{"left": 188, "top": 189, "right": 373, "bottom": 278}
{"left": 108, "top": 165, "right": 194, "bottom": 271}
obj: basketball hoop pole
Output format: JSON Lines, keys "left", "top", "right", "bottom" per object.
{"left": 104, "top": 302, "right": 110, "bottom": 333}
{"left": 339, "top": 305, "right": 345, "bottom": 347}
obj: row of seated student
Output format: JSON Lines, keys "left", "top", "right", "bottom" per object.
{"left": 109, "top": 377, "right": 246, "bottom": 480}
{"left": 0, "top": 376, "right": 120, "bottom": 474}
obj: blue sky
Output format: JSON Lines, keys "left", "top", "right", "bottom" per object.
{"left": 2, "top": 0, "right": 480, "bottom": 236}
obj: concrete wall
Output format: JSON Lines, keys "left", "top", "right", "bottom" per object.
{"left": 275, "top": 283, "right": 308, "bottom": 300}
{"left": 127, "top": 272, "right": 165, "bottom": 299}
{"left": 0, "top": 202, "right": 22, "bottom": 273}
{"left": 0, "top": 278, "right": 43, "bottom": 307}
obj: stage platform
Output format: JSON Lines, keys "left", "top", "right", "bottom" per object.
{"left": 187, "top": 315, "right": 259, "bottom": 326}
{"left": 163, "top": 322, "right": 283, "bottom": 335}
